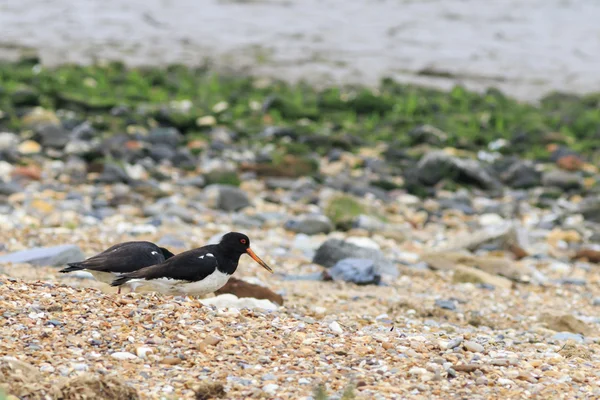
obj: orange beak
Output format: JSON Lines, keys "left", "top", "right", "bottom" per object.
{"left": 246, "top": 248, "right": 274, "bottom": 273}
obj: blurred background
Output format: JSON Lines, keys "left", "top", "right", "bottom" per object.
{"left": 1, "top": 0, "right": 599, "bottom": 100}
{"left": 2, "top": 1, "right": 600, "bottom": 399}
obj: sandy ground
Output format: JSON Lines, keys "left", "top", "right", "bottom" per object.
{"left": 1, "top": 0, "right": 599, "bottom": 101}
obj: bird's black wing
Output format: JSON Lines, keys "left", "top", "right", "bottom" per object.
{"left": 111, "top": 246, "right": 220, "bottom": 286}
{"left": 67, "top": 241, "right": 166, "bottom": 274}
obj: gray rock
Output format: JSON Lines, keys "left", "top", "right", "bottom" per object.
{"left": 171, "top": 148, "right": 197, "bottom": 170}
{"left": 0, "top": 245, "right": 85, "bottom": 267}
{"left": 500, "top": 160, "right": 541, "bottom": 188}
{"left": 285, "top": 214, "right": 333, "bottom": 235}
{"left": 97, "top": 163, "right": 131, "bottom": 184}
{"left": 435, "top": 299, "right": 457, "bottom": 311}
{"left": 36, "top": 124, "right": 69, "bottom": 149}
{"left": 579, "top": 196, "right": 600, "bottom": 223}
{"left": 203, "top": 184, "right": 251, "bottom": 211}
{"left": 327, "top": 258, "right": 382, "bottom": 285}
{"left": 313, "top": 239, "right": 398, "bottom": 277}
{"left": 542, "top": 170, "right": 583, "bottom": 190}
{"left": 0, "top": 181, "right": 23, "bottom": 196}
{"left": 71, "top": 121, "right": 97, "bottom": 140}
{"left": 551, "top": 332, "right": 584, "bottom": 343}
{"left": 149, "top": 144, "right": 176, "bottom": 161}
{"left": 416, "top": 151, "right": 502, "bottom": 192}
{"left": 147, "top": 127, "right": 182, "bottom": 147}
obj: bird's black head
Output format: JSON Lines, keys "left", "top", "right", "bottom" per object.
{"left": 159, "top": 247, "right": 176, "bottom": 259}
{"left": 219, "top": 232, "right": 273, "bottom": 273}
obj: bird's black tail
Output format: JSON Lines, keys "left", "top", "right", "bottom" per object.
{"left": 59, "top": 263, "right": 84, "bottom": 273}
{"left": 111, "top": 275, "right": 132, "bottom": 287}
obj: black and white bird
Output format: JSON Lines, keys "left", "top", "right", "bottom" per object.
{"left": 59, "top": 241, "right": 176, "bottom": 293}
{"left": 110, "top": 232, "right": 273, "bottom": 296}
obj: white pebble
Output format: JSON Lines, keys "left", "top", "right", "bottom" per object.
{"left": 111, "top": 352, "right": 137, "bottom": 360}
{"left": 298, "top": 378, "right": 310, "bottom": 385}
{"left": 314, "top": 306, "right": 327, "bottom": 315}
{"left": 464, "top": 340, "right": 484, "bottom": 353}
{"left": 39, "top": 364, "right": 55, "bottom": 373}
{"left": 329, "top": 321, "right": 343, "bottom": 334}
{"left": 497, "top": 378, "right": 514, "bottom": 386}
{"left": 72, "top": 363, "right": 89, "bottom": 371}
{"left": 136, "top": 347, "right": 153, "bottom": 359}
{"left": 262, "top": 384, "right": 279, "bottom": 395}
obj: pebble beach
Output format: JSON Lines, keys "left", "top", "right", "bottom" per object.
{"left": 1, "top": 4, "right": 600, "bottom": 398}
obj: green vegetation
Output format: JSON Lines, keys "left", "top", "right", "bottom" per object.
{"left": 313, "top": 383, "right": 357, "bottom": 400}
{"left": 325, "top": 194, "right": 366, "bottom": 230}
{"left": 204, "top": 170, "right": 241, "bottom": 186}
{"left": 1, "top": 58, "right": 600, "bottom": 160}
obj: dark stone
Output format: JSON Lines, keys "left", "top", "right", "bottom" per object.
{"left": 498, "top": 159, "right": 542, "bottom": 188}
{"left": 149, "top": 143, "right": 176, "bottom": 161}
{"left": 326, "top": 258, "right": 382, "bottom": 285}
{"left": 171, "top": 148, "right": 197, "bottom": 170}
{"left": 438, "top": 198, "right": 475, "bottom": 215}
{"left": 12, "top": 87, "right": 40, "bottom": 107}
{"left": 36, "top": 124, "right": 69, "bottom": 149}
{"left": 284, "top": 214, "right": 333, "bottom": 235}
{"left": 415, "top": 151, "right": 503, "bottom": 192}
{"left": 0, "top": 181, "right": 23, "bottom": 196}
{"left": 313, "top": 239, "right": 398, "bottom": 277}
{"left": 435, "top": 299, "right": 457, "bottom": 311}
{"left": 204, "top": 184, "right": 251, "bottom": 211}
{"left": 96, "top": 163, "right": 131, "bottom": 184}
{"left": 579, "top": 197, "right": 600, "bottom": 223}
{"left": 147, "top": 127, "right": 182, "bottom": 147}
{"left": 542, "top": 170, "right": 583, "bottom": 190}
{"left": 71, "top": 121, "right": 97, "bottom": 140}
{"left": 328, "top": 148, "right": 344, "bottom": 162}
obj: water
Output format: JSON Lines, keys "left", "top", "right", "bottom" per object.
{"left": 0, "top": 0, "right": 599, "bottom": 101}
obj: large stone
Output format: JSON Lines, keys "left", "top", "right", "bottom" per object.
{"left": 326, "top": 258, "right": 382, "bottom": 285}
{"left": 313, "top": 239, "right": 398, "bottom": 277}
{"left": 215, "top": 277, "right": 283, "bottom": 305}
{"left": 415, "top": 151, "right": 502, "bottom": 192}
{"left": 499, "top": 160, "right": 541, "bottom": 188}
{"left": 147, "top": 127, "right": 183, "bottom": 147}
{"left": 36, "top": 124, "right": 69, "bottom": 149}
{"left": 542, "top": 169, "right": 583, "bottom": 190}
{"left": 203, "top": 184, "right": 251, "bottom": 211}
{"left": 0, "top": 245, "right": 85, "bottom": 267}
{"left": 284, "top": 214, "right": 333, "bottom": 235}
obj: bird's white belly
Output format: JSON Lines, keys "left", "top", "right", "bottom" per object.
{"left": 89, "top": 270, "right": 118, "bottom": 285}
{"left": 129, "top": 270, "right": 231, "bottom": 296}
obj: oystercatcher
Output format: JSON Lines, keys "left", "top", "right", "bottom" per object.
{"left": 110, "top": 232, "right": 273, "bottom": 296}
{"left": 59, "top": 241, "right": 175, "bottom": 293}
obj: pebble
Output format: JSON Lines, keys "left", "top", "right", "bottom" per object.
{"left": 463, "top": 341, "right": 485, "bottom": 353}
{"left": 136, "top": 347, "right": 153, "bottom": 359}
{"left": 446, "top": 337, "right": 464, "bottom": 350}
{"left": 329, "top": 321, "right": 343, "bottom": 334}
{"left": 435, "top": 299, "right": 457, "bottom": 311}
{"left": 262, "top": 384, "right": 279, "bottom": 395}
{"left": 111, "top": 352, "right": 137, "bottom": 360}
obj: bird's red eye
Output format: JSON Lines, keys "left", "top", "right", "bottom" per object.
{"left": 240, "top": 239, "right": 247, "bottom": 244}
